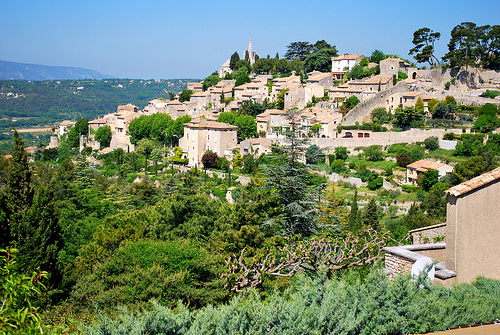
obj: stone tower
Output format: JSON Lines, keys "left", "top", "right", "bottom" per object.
{"left": 245, "top": 35, "right": 257, "bottom": 65}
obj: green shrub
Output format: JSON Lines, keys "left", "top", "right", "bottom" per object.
{"left": 483, "top": 90, "right": 500, "bottom": 99}
{"left": 85, "top": 270, "right": 500, "bottom": 335}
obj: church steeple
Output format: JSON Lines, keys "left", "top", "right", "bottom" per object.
{"left": 248, "top": 35, "right": 253, "bottom": 57}
{"left": 245, "top": 35, "right": 256, "bottom": 65}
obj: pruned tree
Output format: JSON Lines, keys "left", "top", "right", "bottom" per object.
{"left": 409, "top": 27, "right": 441, "bottom": 67}
{"left": 223, "top": 229, "right": 389, "bottom": 292}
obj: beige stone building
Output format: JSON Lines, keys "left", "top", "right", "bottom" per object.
{"left": 406, "top": 159, "right": 453, "bottom": 184}
{"left": 239, "top": 138, "right": 273, "bottom": 157}
{"left": 385, "top": 167, "right": 500, "bottom": 286}
{"left": 187, "top": 82, "right": 203, "bottom": 92}
{"left": 179, "top": 118, "right": 238, "bottom": 167}
{"left": 444, "top": 168, "right": 500, "bottom": 283}
{"left": 293, "top": 108, "right": 342, "bottom": 138}
{"left": 307, "top": 71, "right": 334, "bottom": 89}
{"left": 58, "top": 120, "right": 75, "bottom": 136}
{"left": 331, "top": 54, "right": 365, "bottom": 80}
{"left": 85, "top": 105, "right": 142, "bottom": 152}
{"left": 380, "top": 58, "right": 410, "bottom": 77}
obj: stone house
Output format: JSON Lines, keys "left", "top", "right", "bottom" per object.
{"left": 307, "top": 71, "right": 334, "bottom": 89}
{"left": 380, "top": 58, "right": 410, "bottom": 77}
{"left": 315, "top": 113, "right": 342, "bottom": 138}
{"left": 143, "top": 99, "right": 168, "bottom": 115}
{"left": 444, "top": 167, "right": 500, "bottom": 283}
{"left": 256, "top": 109, "right": 283, "bottom": 135}
{"left": 284, "top": 83, "right": 304, "bottom": 110}
{"left": 58, "top": 120, "right": 75, "bottom": 136}
{"left": 239, "top": 138, "right": 273, "bottom": 157}
{"left": 304, "top": 84, "right": 326, "bottom": 105}
{"left": 85, "top": 107, "right": 142, "bottom": 152}
{"left": 385, "top": 167, "right": 500, "bottom": 286}
{"left": 189, "top": 91, "right": 211, "bottom": 111}
{"left": 179, "top": 118, "right": 238, "bottom": 167}
{"left": 290, "top": 108, "right": 342, "bottom": 138}
{"left": 348, "top": 75, "right": 393, "bottom": 94}
{"left": 187, "top": 82, "right": 203, "bottom": 92}
{"left": 406, "top": 159, "right": 453, "bottom": 184}
{"left": 209, "top": 81, "right": 234, "bottom": 109}
{"left": 331, "top": 54, "right": 365, "bottom": 80}
{"left": 270, "top": 75, "right": 301, "bottom": 101}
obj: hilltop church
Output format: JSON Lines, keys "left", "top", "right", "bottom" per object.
{"left": 219, "top": 36, "right": 257, "bottom": 78}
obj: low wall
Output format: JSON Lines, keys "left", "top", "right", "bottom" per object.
{"left": 410, "top": 223, "right": 447, "bottom": 244}
{"left": 290, "top": 128, "right": 464, "bottom": 150}
{"left": 342, "top": 81, "right": 408, "bottom": 126}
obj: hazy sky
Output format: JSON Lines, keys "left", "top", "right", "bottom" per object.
{"left": 1, "top": 0, "right": 498, "bottom": 79}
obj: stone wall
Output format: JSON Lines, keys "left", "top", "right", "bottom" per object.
{"left": 291, "top": 128, "right": 464, "bottom": 150}
{"left": 384, "top": 252, "right": 414, "bottom": 280}
{"left": 384, "top": 243, "right": 452, "bottom": 283}
{"left": 417, "top": 68, "right": 500, "bottom": 90}
{"left": 342, "top": 68, "right": 500, "bottom": 126}
{"left": 411, "top": 223, "right": 447, "bottom": 244}
{"left": 342, "top": 81, "right": 409, "bottom": 126}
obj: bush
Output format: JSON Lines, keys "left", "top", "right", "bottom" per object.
{"left": 202, "top": 152, "right": 219, "bottom": 169}
{"left": 443, "top": 133, "right": 456, "bottom": 141}
{"left": 483, "top": 90, "right": 500, "bottom": 99}
{"left": 364, "top": 145, "right": 384, "bottom": 162}
{"left": 85, "top": 270, "right": 500, "bottom": 335}
{"left": 368, "top": 176, "right": 383, "bottom": 190}
{"left": 331, "top": 159, "right": 346, "bottom": 173}
{"left": 424, "top": 136, "right": 439, "bottom": 151}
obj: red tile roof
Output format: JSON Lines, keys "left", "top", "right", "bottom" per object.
{"left": 445, "top": 167, "right": 500, "bottom": 197}
{"left": 407, "top": 159, "right": 447, "bottom": 171}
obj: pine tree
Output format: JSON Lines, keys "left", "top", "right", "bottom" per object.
{"left": 264, "top": 111, "right": 324, "bottom": 237}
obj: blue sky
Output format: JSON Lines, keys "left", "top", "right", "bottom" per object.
{"left": 1, "top": 0, "right": 498, "bottom": 79}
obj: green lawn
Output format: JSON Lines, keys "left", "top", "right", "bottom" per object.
{"left": 348, "top": 157, "right": 397, "bottom": 170}
{"left": 424, "top": 148, "right": 467, "bottom": 163}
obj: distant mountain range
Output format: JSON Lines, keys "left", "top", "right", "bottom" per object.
{"left": 0, "top": 60, "right": 114, "bottom": 81}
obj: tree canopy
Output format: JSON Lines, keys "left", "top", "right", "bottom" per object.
{"left": 409, "top": 27, "right": 441, "bottom": 67}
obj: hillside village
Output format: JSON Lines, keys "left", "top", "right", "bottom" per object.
{"left": 3, "top": 26, "right": 500, "bottom": 333}
{"left": 49, "top": 37, "right": 500, "bottom": 173}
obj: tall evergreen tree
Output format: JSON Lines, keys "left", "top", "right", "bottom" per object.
{"left": 348, "top": 190, "right": 362, "bottom": 232}
{"left": 363, "top": 198, "right": 380, "bottom": 231}
{"left": 264, "top": 111, "right": 324, "bottom": 237}
{"left": 229, "top": 52, "right": 240, "bottom": 71}
{"left": 0, "top": 129, "right": 33, "bottom": 247}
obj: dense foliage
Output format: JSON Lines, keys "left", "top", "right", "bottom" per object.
{"left": 85, "top": 270, "right": 500, "bottom": 335}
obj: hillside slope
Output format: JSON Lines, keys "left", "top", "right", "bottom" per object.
{"left": 0, "top": 60, "right": 114, "bottom": 81}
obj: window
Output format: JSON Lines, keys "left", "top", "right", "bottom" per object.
{"left": 187, "top": 133, "right": 189, "bottom": 140}
{"left": 214, "top": 135, "right": 217, "bottom": 143}
{"left": 207, "top": 134, "right": 210, "bottom": 141}
{"left": 192, "top": 146, "right": 195, "bottom": 151}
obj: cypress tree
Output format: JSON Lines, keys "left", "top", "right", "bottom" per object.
{"left": 363, "top": 198, "right": 380, "bottom": 231}
{"left": 348, "top": 190, "right": 362, "bottom": 232}
{"left": 0, "top": 129, "right": 33, "bottom": 247}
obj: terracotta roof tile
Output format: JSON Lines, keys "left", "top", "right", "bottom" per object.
{"left": 445, "top": 167, "right": 500, "bottom": 197}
